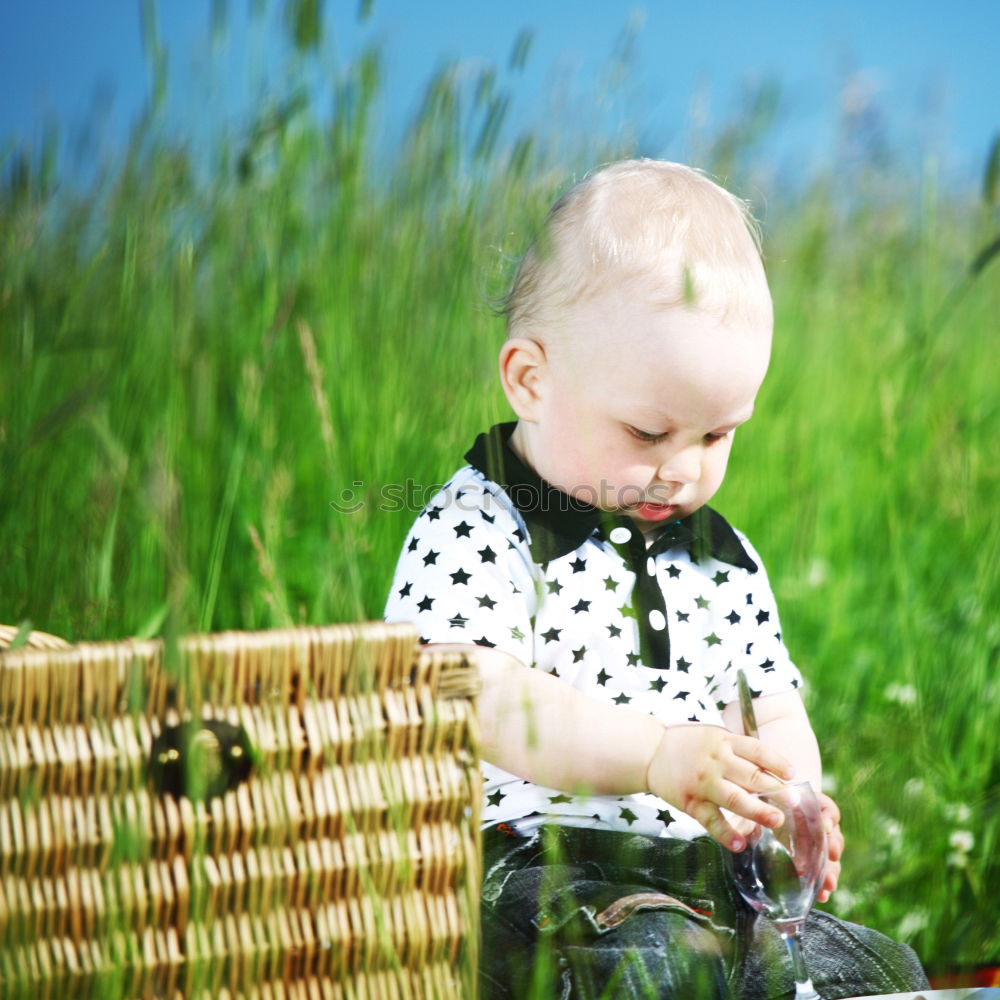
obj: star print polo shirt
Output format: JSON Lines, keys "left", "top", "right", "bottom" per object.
{"left": 384, "top": 423, "right": 802, "bottom": 840}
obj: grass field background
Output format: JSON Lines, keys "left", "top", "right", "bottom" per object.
{"left": 2, "top": 4, "right": 998, "bottom": 980}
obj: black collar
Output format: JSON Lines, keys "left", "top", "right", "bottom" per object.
{"left": 464, "top": 422, "right": 757, "bottom": 572}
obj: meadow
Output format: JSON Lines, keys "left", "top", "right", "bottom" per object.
{"left": 1, "top": 5, "right": 998, "bottom": 983}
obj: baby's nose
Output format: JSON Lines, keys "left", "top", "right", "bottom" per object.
{"left": 656, "top": 445, "right": 700, "bottom": 485}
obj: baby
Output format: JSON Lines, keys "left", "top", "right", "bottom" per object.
{"left": 385, "top": 160, "right": 927, "bottom": 998}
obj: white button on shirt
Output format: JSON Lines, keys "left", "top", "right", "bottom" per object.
{"left": 384, "top": 425, "right": 802, "bottom": 841}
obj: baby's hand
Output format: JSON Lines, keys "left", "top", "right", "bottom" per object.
{"left": 645, "top": 724, "right": 795, "bottom": 851}
{"left": 817, "top": 792, "right": 843, "bottom": 903}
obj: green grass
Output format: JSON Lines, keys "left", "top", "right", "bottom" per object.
{"left": 1, "top": 3, "right": 998, "bottom": 983}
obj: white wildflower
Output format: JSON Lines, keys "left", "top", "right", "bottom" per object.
{"left": 821, "top": 772, "right": 837, "bottom": 794}
{"left": 947, "top": 851, "right": 968, "bottom": 869}
{"left": 880, "top": 816, "right": 902, "bottom": 841}
{"left": 945, "top": 803, "right": 971, "bottom": 824}
{"left": 948, "top": 829, "right": 974, "bottom": 853}
{"left": 903, "top": 778, "right": 926, "bottom": 798}
{"left": 884, "top": 682, "right": 917, "bottom": 705}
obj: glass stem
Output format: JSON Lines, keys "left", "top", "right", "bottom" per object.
{"left": 782, "top": 928, "right": 819, "bottom": 1000}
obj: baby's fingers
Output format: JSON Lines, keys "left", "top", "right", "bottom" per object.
{"left": 693, "top": 779, "right": 782, "bottom": 851}
{"left": 720, "top": 783, "right": 786, "bottom": 834}
{"left": 717, "top": 740, "right": 794, "bottom": 828}
{"left": 690, "top": 800, "right": 748, "bottom": 852}
{"left": 826, "top": 823, "right": 845, "bottom": 863}
{"left": 732, "top": 735, "right": 796, "bottom": 787}
{"left": 818, "top": 858, "right": 841, "bottom": 902}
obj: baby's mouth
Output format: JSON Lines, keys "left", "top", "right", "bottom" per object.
{"left": 632, "top": 501, "right": 679, "bottom": 522}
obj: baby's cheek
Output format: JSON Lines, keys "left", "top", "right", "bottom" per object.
{"left": 615, "top": 462, "right": 658, "bottom": 494}
{"left": 580, "top": 470, "right": 646, "bottom": 509}
{"left": 706, "top": 446, "right": 734, "bottom": 485}
{"left": 612, "top": 474, "right": 648, "bottom": 508}
{"left": 554, "top": 450, "right": 605, "bottom": 497}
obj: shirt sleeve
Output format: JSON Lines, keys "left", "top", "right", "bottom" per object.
{"left": 383, "top": 475, "right": 537, "bottom": 665}
{"left": 717, "top": 532, "right": 803, "bottom": 704}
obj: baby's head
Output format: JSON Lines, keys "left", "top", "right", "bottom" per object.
{"left": 505, "top": 159, "right": 771, "bottom": 342}
{"left": 500, "top": 160, "right": 773, "bottom": 527}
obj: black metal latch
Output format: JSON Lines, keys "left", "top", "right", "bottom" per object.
{"left": 149, "top": 718, "right": 254, "bottom": 801}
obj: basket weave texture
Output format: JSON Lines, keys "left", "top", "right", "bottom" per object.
{"left": 0, "top": 623, "right": 481, "bottom": 999}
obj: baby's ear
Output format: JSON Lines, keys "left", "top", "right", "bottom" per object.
{"left": 499, "top": 338, "right": 547, "bottom": 421}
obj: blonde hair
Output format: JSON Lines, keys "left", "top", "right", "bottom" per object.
{"left": 505, "top": 159, "right": 771, "bottom": 339}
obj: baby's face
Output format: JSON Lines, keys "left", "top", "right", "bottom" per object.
{"left": 511, "top": 288, "right": 771, "bottom": 531}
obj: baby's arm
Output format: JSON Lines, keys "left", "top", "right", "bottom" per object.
{"left": 723, "top": 691, "right": 843, "bottom": 901}
{"left": 723, "top": 691, "right": 821, "bottom": 787}
{"left": 454, "top": 644, "right": 796, "bottom": 850}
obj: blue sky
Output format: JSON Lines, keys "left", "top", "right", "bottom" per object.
{"left": 1, "top": 1, "right": 997, "bottom": 187}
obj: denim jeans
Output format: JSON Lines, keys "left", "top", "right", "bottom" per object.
{"left": 480, "top": 824, "right": 929, "bottom": 1000}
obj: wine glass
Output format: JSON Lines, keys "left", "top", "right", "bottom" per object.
{"left": 730, "top": 780, "right": 828, "bottom": 1000}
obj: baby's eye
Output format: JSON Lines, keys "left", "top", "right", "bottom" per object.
{"left": 703, "top": 430, "right": 732, "bottom": 444}
{"left": 627, "top": 426, "right": 667, "bottom": 444}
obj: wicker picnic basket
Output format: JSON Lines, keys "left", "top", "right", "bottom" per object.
{"left": 0, "top": 623, "right": 481, "bottom": 999}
